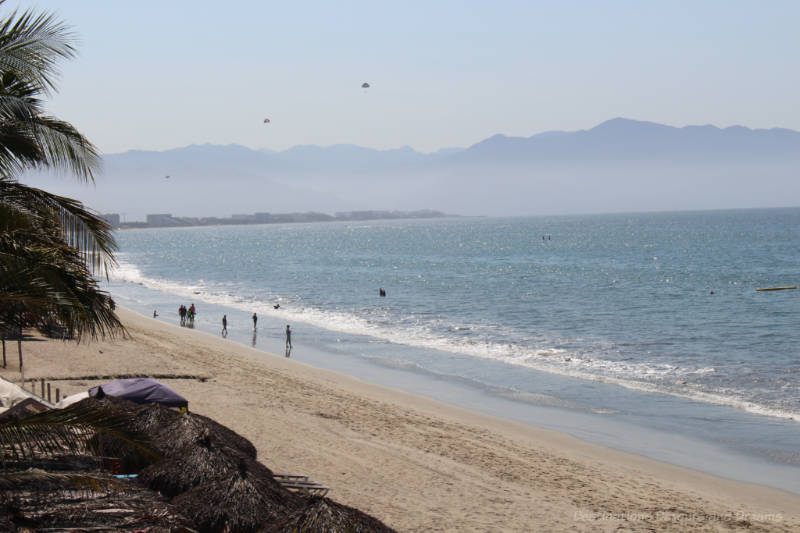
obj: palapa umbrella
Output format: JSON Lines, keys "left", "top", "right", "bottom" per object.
{"left": 59, "top": 397, "right": 398, "bottom": 532}
{"left": 88, "top": 397, "right": 256, "bottom": 466}
{"left": 134, "top": 403, "right": 256, "bottom": 459}
{"left": 264, "top": 497, "right": 398, "bottom": 533}
{"left": 138, "top": 428, "right": 290, "bottom": 503}
{"left": 170, "top": 461, "right": 300, "bottom": 533}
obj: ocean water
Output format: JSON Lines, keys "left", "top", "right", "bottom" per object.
{"left": 106, "top": 209, "right": 800, "bottom": 492}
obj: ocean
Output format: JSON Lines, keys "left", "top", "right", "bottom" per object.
{"left": 106, "top": 208, "right": 800, "bottom": 492}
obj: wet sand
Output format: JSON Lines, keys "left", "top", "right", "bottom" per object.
{"left": 4, "top": 306, "right": 799, "bottom": 532}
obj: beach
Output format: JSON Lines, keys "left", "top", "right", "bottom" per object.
{"left": 5, "top": 306, "right": 799, "bottom": 533}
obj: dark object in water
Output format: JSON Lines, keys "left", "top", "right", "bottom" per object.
{"left": 755, "top": 286, "right": 797, "bottom": 291}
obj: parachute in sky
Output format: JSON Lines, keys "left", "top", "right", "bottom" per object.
{"left": 361, "top": 82, "right": 370, "bottom": 89}
{"left": 263, "top": 118, "right": 271, "bottom": 123}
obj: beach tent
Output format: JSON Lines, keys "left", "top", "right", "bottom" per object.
{"left": 55, "top": 391, "right": 90, "bottom": 409}
{"left": 0, "top": 376, "right": 52, "bottom": 421}
{"left": 89, "top": 378, "right": 188, "bottom": 409}
{"left": 0, "top": 376, "right": 52, "bottom": 412}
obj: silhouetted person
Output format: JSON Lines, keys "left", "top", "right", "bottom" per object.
{"left": 252, "top": 312, "right": 258, "bottom": 329}
{"left": 222, "top": 314, "right": 228, "bottom": 337}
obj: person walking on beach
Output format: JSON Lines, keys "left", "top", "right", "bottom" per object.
{"left": 252, "top": 312, "right": 258, "bottom": 329}
{"left": 221, "top": 314, "right": 228, "bottom": 337}
{"left": 179, "top": 305, "right": 186, "bottom": 326}
{"left": 285, "top": 324, "right": 292, "bottom": 357}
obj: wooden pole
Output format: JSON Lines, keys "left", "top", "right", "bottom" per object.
{"left": 18, "top": 339, "right": 22, "bottom": 374}
{"left": 56, "top": 388, "right": 60, "bottom": 403}
{"left": 41, "top": 378, "right": 45, "bottom": 398}
{"left": 2, "top": 336, "right": 5, "bottom": 368}
{"left": 47, "top": 382, "right": 51, "bottom": 402}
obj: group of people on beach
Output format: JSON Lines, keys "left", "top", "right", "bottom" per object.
{"left": 218, "top": 311, "right": 292, "bottom": 357}
{"left": 171, "top": 301, "right": 292, "bottom": 356}
{"left": 178, "top": 304, "right": 196, "bottom": 326}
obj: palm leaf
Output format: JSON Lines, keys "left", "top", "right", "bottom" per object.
{"left": 0, "top": 468, "right": 126, "bottom": 494}
{"left": 0, "top": 177, "right": 115, "bottom": 276}
{"left": 0, "top": 71, "right": 98, "bottom": 181}
{"left": 0, "top": 402, "right": 159, "bottom": 468}
{"left": 0, "top": 3, "right": 77, "bottom": 94}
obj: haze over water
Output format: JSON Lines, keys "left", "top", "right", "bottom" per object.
{"left": 108, "top": 208, "right": 800, "bottom": 492}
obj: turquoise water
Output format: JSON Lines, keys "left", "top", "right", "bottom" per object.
{"left": 107, "top": 209, "right": 800, "bottom": 492}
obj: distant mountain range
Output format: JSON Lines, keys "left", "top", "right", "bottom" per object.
{"left": 21, "top": 118, "right": 800, "bottom": 219}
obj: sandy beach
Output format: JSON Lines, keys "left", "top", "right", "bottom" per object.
{"left": 3, "top": 306, "right": 799, "bottom": 533}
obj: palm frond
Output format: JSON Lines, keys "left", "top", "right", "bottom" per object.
{"left": 25, "top": 114, "right": 100, "bottom": 182}
{"left": 0, "top": 468, "right": 125, "bottom": 494}
{"left": 0, "top": 177, "right": 115, "bottom": 274}
{"left": 0, "top": 402, "right": 159, "bottom": 469}
{"left": 0, "top": 72, "right": 98, "bottom": 181}
{"left": 0, "top": 4, "right": 77, "bottom": 93}
{"left": 0, "top": 5, "right": 120, "bottom": 341}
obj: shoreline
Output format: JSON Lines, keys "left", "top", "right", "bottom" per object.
{"left": 5, "top": 306, "right": 799, "bottom": 532}
{"left": 127, "top": 291, "right": 800, "bottom": 495}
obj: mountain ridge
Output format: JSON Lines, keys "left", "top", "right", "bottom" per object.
{"left": 21, "top": 118, "right": 800, "bottom": 219}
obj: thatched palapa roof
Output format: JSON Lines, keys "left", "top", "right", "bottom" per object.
{"left": 2, "top": 395, "right": 397, "bottom": 532}
{"left": 264, "top": 497, "right": 399, "bottom": 533}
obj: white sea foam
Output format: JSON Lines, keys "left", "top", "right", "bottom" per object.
{"left": 110, "top": 260, "right": 799, "bottom": 423}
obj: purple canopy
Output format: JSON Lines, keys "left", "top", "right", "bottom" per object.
{"left": 89, "top": 378, "right": 188, "bottom": 408}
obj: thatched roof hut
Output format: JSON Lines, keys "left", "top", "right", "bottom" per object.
{"left": 0, "top": 470, "right": 196, "bottom": 532}
{"left": 171, "top": 464, "right": 301, "bottom": 533}
{"left": 264, "top": 497, "right": 398, "bottom": 533}
{"left": 0, "top": 398, "right": 196, "bottom": 531}
{"left": 85, "top": 396, "right": 256, "bottom": 459}
{"left": 87, "top": 397, "right": 302, "bottom": 531}
{"left": 128, "top": 400, "right": 257, "bottom": 459}
{"left": 22, "top": 395, "right": 397, "bottom": 532}
{"left": 138, "top": 429, "right": 296, "bottom": 506}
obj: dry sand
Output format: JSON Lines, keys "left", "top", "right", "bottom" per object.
{"left": 3, "top": 307, "right": 799, "bottom": 532}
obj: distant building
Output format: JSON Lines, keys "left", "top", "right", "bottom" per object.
{"left": 146, "top": 214, "right": 182, "bottom": 227}
{"left": 100, "top": 213, "right": 120, "bottom": 227}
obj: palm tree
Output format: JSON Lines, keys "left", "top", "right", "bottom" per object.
{"left": 0, "top": 2, "right": 122, "bottom": 343}
{"left": 0, "top": 178, "right": 120, "bottom": 341}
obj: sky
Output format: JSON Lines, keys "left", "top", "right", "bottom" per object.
{"left": 9, "top": 0, "right": 800, "bottom": 155}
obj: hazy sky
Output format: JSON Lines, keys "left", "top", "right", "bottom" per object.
{"left": 10, "top": 1, "right": 800, "bottom": 155}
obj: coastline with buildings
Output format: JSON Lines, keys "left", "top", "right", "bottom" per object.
{"left": 100, "top": 209, "right": 452, "bottom": 229}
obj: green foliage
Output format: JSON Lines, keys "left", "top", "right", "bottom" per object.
{"left": 0, "top": 2, "right": 122, "bottom": 339}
